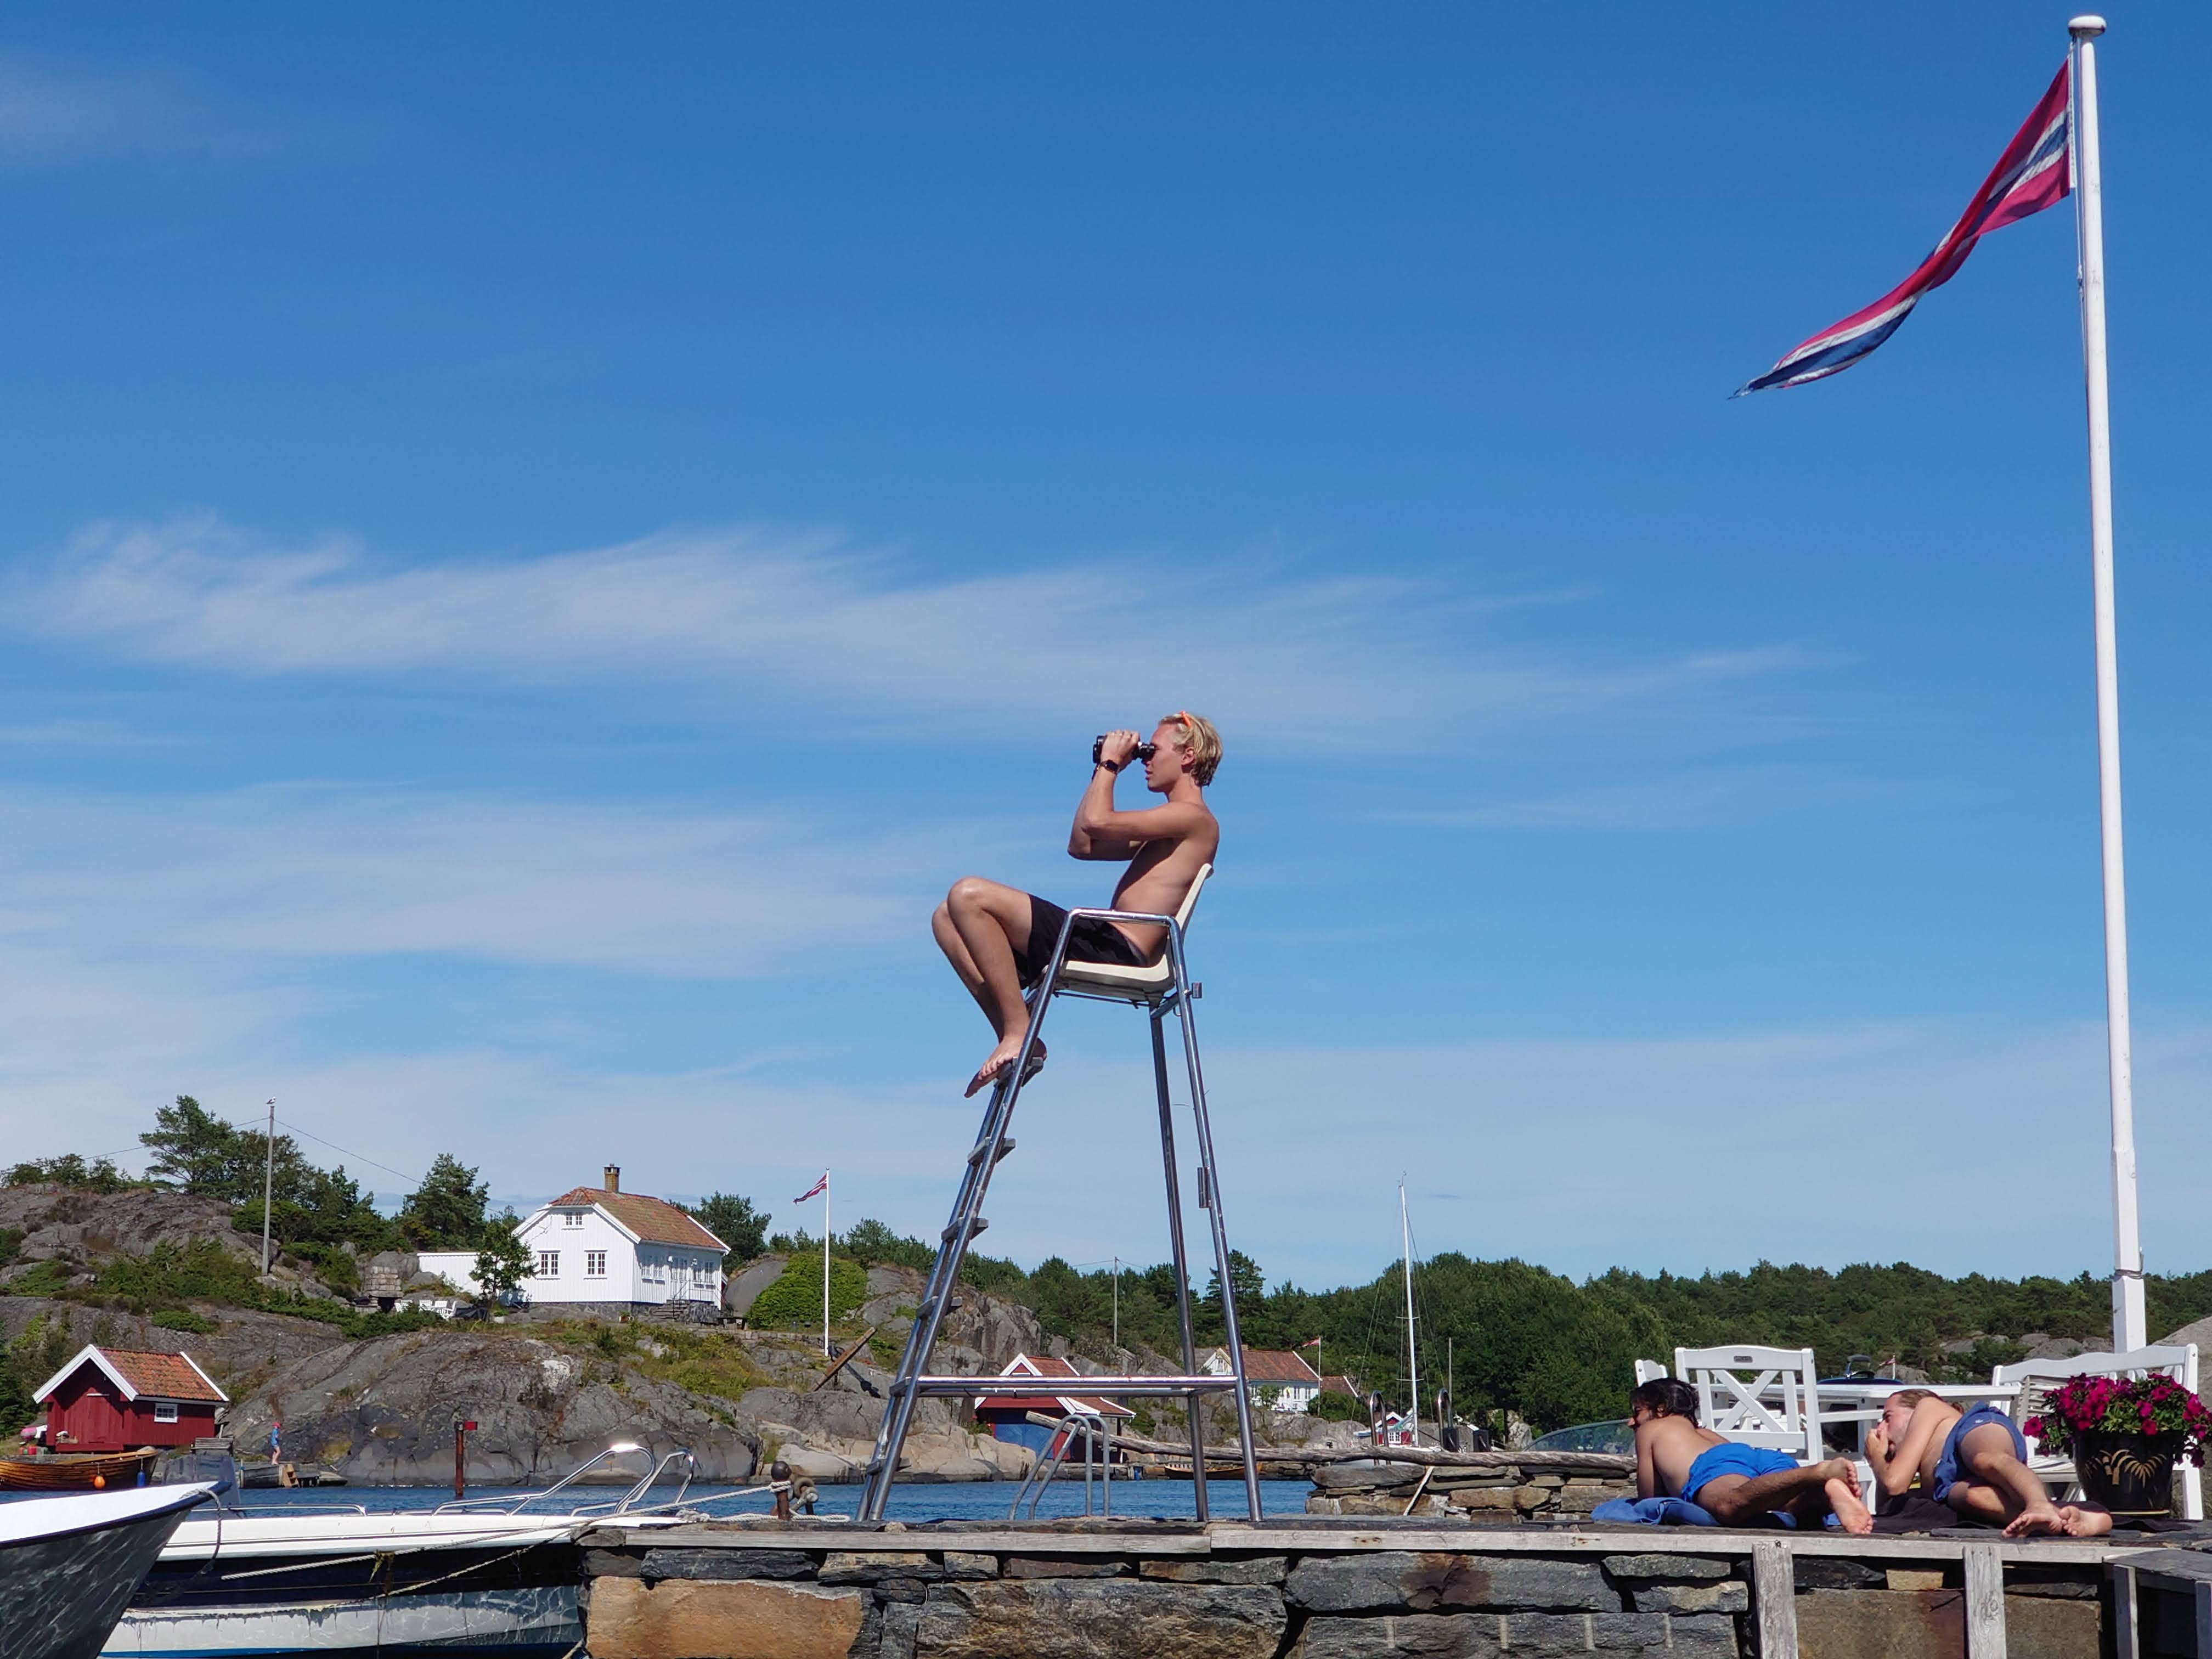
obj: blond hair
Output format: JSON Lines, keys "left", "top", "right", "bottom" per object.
{"left": 1164, "top": 711, "right": 1222, "bottom": 786}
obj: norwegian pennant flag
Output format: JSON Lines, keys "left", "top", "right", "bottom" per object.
{"left": 1736, "top": 61, "right": 2072, "bottom": 395}
{"left": 792, "top": 1172, "right": 828, "bottom": 1204}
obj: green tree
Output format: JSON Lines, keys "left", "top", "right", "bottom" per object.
{"left": 1200, "top": 1250, "right": 1268, "bottom": 1344}
{"left": 686, "top": 1193, "right": 771, "bottom": 1260}
{"left": 141, "top": 1096, "right": 275, "bottom": 1198}
{"left": 838, "top": 1217, "right": 933, "bottom": 1272}
{"left": 399, "top": 1154, "right": 491, "bottom": 1249}
{"left": 471, "top": 1217, "right": 535, "bottom": 1307}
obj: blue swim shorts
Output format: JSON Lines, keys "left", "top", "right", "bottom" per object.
{"left": 1680, "top": 1441, "right": 1801, "bottom": 1504}
{"left": 1931, "top": 1405, "right": 2029, "bottom": 1504}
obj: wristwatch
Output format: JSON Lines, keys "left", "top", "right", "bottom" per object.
{"left": 1098, "top": 759, "right": 1121, "bottom": 774}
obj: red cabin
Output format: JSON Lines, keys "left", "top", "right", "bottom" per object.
{"left": 34, "top": 1345, "right": 228, "bottom": 1453}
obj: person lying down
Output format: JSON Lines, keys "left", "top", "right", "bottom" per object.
{"left": 1868, "top": 1389, "right": 2113, "bottom": 1537}
{"left": 1631, "top": 1379, "right": 1872, "bottom": 1533}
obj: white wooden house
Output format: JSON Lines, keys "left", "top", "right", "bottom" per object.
{"left": 419, "top": 1165, "right": 727, "bottom": 1310}
{"left": 1200, "top": 1346, "right": 1325, "bottom": 1413}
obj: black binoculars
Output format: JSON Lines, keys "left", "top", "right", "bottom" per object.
{"left": 1093, "top": 735, "right": 1158, "bottom": 766}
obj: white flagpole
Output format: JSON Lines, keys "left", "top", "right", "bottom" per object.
{"left": 822, "top": 1172, "right": 833, "bottom": 1357}
{"left": 2068, "top": 16, "right": 2146, "bottom": 1354}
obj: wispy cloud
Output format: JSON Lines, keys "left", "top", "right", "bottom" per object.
{"left": 8, "top": 516, "right": 1818, "bottom": 755}
{"left": 1387, "top": 764, "right": 1978, "bottom": 831}
{"left": 0, "top": 57, "right": 271, "bottom": 165}
{"left": 0, "top": 783, "right": 963, "bottom": 977}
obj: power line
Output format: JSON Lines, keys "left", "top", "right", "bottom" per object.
{"left": 267, "top": 1116, "right": 424, "bottom": 1188}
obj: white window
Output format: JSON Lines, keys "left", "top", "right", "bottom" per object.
{"left": 537, "top": 1250, "right": 560, "bottom": 1277}
{"left": 644, "top": 1253, "right": 664, "bottom": 1284}
{"left": 563, "top": 1211, "right": 584, "bottom": 1228}
{"left": 586, "top": 1250, "right": 607, "bottom": 1277}
{"left": 153, "top": 1402, "right": 179, "bottom": 1424}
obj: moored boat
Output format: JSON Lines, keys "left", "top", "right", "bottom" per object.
{"left": 0, "top": 1482, "right": 220, "bottom": 1659}
{"left": 106, "top": 1443, "right": 795, "bottom": 1657}
{"left": 0, "top": 1451, "right": 162, "bottom": 1492}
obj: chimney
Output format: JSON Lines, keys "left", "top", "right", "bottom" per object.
{"left": 602, "top": 1164, "right": 620, "bottom": 1193}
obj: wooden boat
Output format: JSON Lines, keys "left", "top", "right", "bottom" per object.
{"left": 0, "top": 1449, "right": 160, "bottom": 1492}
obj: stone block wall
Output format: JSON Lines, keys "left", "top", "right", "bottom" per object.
{"left": 1306, "top": 1462, "right": 1635, "bottom": 1522}
{"left": 582, "top": 1543, "right": 1751, "bottom": 1658}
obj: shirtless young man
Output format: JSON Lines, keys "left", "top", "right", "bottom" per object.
{"left": 1630, "top": 1379, "right": 1872, "bottom": 1533}
{"left": 933, "top": 713, "right": 1222, "bottom": 1098}
{"left": 1867, "top": 1389, "right": 2113, "bottom": 1537}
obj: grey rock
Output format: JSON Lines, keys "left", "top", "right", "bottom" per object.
{"left": 1295, "top": 1612, "right": 1733, "bottom": 1658}
{"left": 1630, "top": 1582, "right": 1747, "bottom": 1614}
{"left": 2162, "top": 1316, "right": 2212, "bottom": 1352}
{"left": 1003, "top": 1557, "right": 1126, "bottom": 1578}
{"left": 724, "top": 1255, "right": 788, "bottom": 1318}
{"left": 1601, "top": 1553, "right": 1732, "bottom": 1581}
{"left": 942, "top": 1551, "right": 1000, "bottom": 1579}
{"left": 1793, "top": 1557, "right": 1888, "bottom": 1590}
{"left": 1286, "top": 1553, "right": 1610, "bottom": 1613}
{"left": 1141, "top": 1557, "right": 1288, "bottom": 1584}
{"left": 874, "top": 1599, "right": 924, "bottom": 1659}
{"left": 916, "top": 1579, "right": 1285, "bottom": 1659}
{"left": 224, "top": 1329, "right": 761, "bottom": 1483}
{"left": 639, "top": 1547, "right": 812, "bottom": 1582}
{"left": 820, "top": 1550, "right": 939, "bottom": 1585}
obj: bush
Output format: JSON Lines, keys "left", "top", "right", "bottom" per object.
{"left": 748, "top": 1251, "right": 868, "bottom": 1329}
{"left": 96, "top": 1239, "right": 265, "bottom": 1308}
{"left": 5, "top": 1154, "right": 137, "bottom": 1193}
{"left": 5, "top": 1261, "right": 72, "bottom": 1299}
{"left": 1309, "top": 1390, "right": 1365, "bottom": 1422}
{"left": 152, "top": 1308, "right": 215, "bottom": 1334}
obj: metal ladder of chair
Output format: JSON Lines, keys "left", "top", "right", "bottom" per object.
{"left": 856, "top": 902, "right": 1262, "bottom": 1523}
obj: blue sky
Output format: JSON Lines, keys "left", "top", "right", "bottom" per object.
{"left": 3, "top": 4, "right": 2209, "bottom": 1294}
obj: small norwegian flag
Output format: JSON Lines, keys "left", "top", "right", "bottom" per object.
{"left": 792, "top": 1172, "right": 828, "bottom": 1204}
{"left": 1296, "top": 1336, "right": 1323, "bottom": 1350}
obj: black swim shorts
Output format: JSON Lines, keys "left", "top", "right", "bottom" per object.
{"left": 1013, "top": 895, "right": 1149, "bottom": 987}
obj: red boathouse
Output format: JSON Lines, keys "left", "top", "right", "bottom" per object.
{"left": 33, "top": 1345, "right": 228, "bottom": 1452}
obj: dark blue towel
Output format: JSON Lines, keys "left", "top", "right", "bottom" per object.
{"left": 1590, "top": 1495, "right": 1720, "bottom": 1526}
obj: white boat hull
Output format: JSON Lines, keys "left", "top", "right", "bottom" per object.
{"left": 104, "top": 1584, "right": 577, "bottom": 1656}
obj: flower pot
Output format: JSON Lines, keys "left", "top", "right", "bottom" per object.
{"left": 2075, "top": 1429, "right": 2184, "bottom": 1516}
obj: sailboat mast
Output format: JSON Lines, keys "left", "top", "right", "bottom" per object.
{"left": 1400, "top": 1181, "right": 1419, "bottom": 1447}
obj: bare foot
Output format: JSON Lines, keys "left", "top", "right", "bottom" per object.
{"left": 1818, "top": 1459, "right": 1863, "bottom": 1499}
{"left": 2056, "top": 1505, "right": 2114, "bottom": 1538}
{"left": 2001, "top": 1501, "right": 2069, "bottom": 1537}
{"left": 1825, "top": 1476, "right": 1873, "bottom": 1536}
{"left": 965, "top": 1037, "right": 1045, "bottom": 1098}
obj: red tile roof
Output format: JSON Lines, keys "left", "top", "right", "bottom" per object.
{"left": 548, "top": 1187, "right": 726, "bottom": 1252}
{"left": 61, "top": 1347, "right": 227, "bottom": 1403}
{"left": 1220, "top": 1347, "right": 1324, "bottom": 1386}
{"left": 1319, "top": 1375, "right": 1360, "bottom": 1399}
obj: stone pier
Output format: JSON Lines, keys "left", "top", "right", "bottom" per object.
{"left": 577, "top": 1515, "right": 2163, "bottom": 1658}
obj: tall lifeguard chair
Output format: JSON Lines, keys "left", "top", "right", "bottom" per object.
{"left": 857, "top": 865, "right": 1262, "bottom": 1522}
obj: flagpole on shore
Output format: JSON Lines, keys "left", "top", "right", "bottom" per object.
{"left": 823, "top": 1173, "right": 833, "bottom": 1357}
{"left": 2068, "top": 15, "right": 2145, "bottom": 1355}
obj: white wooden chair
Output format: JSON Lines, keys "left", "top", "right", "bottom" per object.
{"left": 1991, "top": 1343, "right": 2203, "bottom": 1521}
{"left": 1674, "top": 1345, "right": 1831, "bottom": 1466}
{"left": 1632, "top": 1359, "right": 1667, "bottom": 1387}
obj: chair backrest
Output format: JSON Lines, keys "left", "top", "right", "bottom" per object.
{"left": 1632, "top": 1359, "right": 1668, "bottom": 1387}
{"left": 1991, "top": 1343, "right": 2198, "bottom": 1390}
{"left": 1674, "top": 1345, "right": 1824, "bottom": 1460}
{"left": 1176, "top": 864, "right": 1212, "bottom": 932}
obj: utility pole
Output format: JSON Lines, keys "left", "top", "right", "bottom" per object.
{"left": 259, "top": 1099, "right": 276, "bottom": 1275}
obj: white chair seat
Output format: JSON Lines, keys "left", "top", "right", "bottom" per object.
{"left": 1047, "top": 865, "right": 1211, "bottom": 1006}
